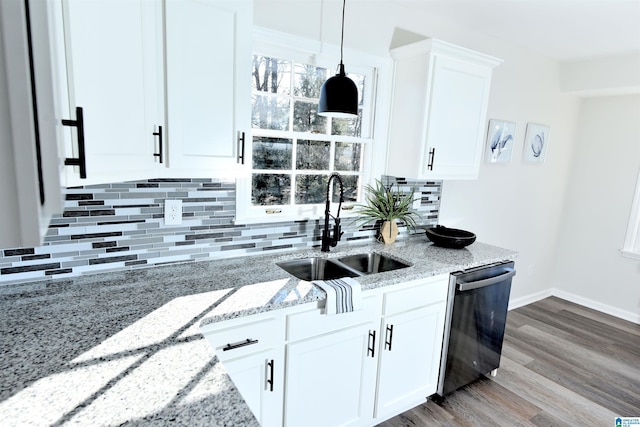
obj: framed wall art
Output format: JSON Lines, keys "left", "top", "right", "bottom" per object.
{"left": 523, "top": 123, "right": 550, "bottom": 163}
{"left": 485, "top": 119, "right": 516, "bottom": 163}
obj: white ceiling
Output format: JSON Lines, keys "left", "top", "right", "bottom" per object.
{"left": 391, "top": 0, "right": 640, "bottom": 61}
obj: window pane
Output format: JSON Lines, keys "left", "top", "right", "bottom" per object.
{"left": 252, "top": 174, "right": 291, "bottom": 205}
{"left": 332, "top": 175, "right": 359, "bottom": 203}
{"left": 296, "top": 140, "right": 330, "bottom": 170}
{"left": 253, "top": 137, "right": 292, "bottom": 170}
{"left": 348, "top": 73, "right": 366, "bottom": 106}
{"left": 252, "top": 56, "right": 291, "bottom": 95}
{"left": 295, "top": 174, "right": 328, "bottom": 204}
{"left": 252, "top": 95, "right": 290, "bottom": 130}
{"left": 331, "top": 116, "right": 360, "bottom": 137}
{"left": 293, "top": 100, "right": 326, "bottom": 133}
{"left": 334, "top": 142, "right": 362, "bottom": 171}
{"left": 293, "top": 63, "right": 327, "bottom": 99}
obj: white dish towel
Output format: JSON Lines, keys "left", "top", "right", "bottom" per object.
{"left": 312, "top": 277, "right": 362, "bottom": 315}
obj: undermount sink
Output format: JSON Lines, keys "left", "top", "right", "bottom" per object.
{"left": 338, "top": 253, "right": 410, "bottom": 274}
{"left": 277, "top": 253, "right": 410, "bottom": 280}
{"left": 276, "top": 258, "right": 360, "bottom": 281}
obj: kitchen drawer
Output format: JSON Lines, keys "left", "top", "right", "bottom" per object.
{"left": 201, "top": 314, "right": 282, "bottom": 361}
{"left": 382, "top": 274, "right": 448, "bottom": 316}
{"left": 285, "top": 294, "right": 381, "bottom": 342}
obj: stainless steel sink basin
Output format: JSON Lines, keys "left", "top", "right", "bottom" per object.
{"left": 338, "top": 252, "right": 410, "bottom": 274}
{"left": 276, "top": 258, "right": 361, "bottom": 281}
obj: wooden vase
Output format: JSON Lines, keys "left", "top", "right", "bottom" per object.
{"left": 380, "top": 220, "right": 399, "bottom": 244}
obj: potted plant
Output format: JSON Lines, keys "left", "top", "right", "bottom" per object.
{"left": 355, "top": 179, "right": 421, "bottom": 244}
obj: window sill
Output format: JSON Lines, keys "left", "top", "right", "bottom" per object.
{"left": 233, "top": 210, "right": 361, "bottom": 226}
{"left": 621, "top": 249, "right": 640, "bottom": 260}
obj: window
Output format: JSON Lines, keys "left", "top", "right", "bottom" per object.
{"left": 250, "top": 54, "right": 368, "bottom": 204}
{"left": 235, "top": 35, "right": 383, "bottom": 222}
{"left": 234, "top": 29, "right": 392, "bottom": 223}
{"left": 622, "top": 170, "right": 640, "bottom": 259}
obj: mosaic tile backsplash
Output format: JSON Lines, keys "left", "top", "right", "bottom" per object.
{"left": 0, "top": 177, "right": 441, "bottom": 284}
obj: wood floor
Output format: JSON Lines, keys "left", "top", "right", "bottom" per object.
{"left": 378, "top": 296, "right": 640, "bottom": 426}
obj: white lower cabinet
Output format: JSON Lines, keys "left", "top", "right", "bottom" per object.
{"left": 221, "top": 348, "right": 282, "bottom": 427}
{"left": 200, "top": 312, "right": 285, "bottom": 426}
{"left": 374, "top": 303, "right": 446, "bottom": 420}
{"left": 284, "top": 323, "right": 378, "bottom": 427}
{"left": 200, "top": 273, "right": 449, "bottom": 427}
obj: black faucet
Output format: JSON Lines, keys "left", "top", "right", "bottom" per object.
{"left": 321, "top": 172, "right": 345, "bottom": 252}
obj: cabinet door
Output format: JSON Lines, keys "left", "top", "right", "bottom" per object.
{"left": 61, "top": 0, "right": 163, "bottom": 185}
{"left": 284, "top": 323, "right": 377, "bottom": 427}
{"left": 222, "top": 349, "right": 283, "bottom": 427}
{"left": 387, "top": 39, "right": 500, "bottom": 181}
{"left": 374, "top": 302, "right": 446, "bottom": 420}
{"left": 423, "top": 54, "right": 493, "bottom": 179}
{"left": 165, "top": 0, "right": 251, "bottom": 174}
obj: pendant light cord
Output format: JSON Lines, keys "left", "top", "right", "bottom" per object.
{"left": 340, "top": 0, "right": 346, "bottom": 66}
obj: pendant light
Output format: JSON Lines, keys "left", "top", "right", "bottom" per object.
{"left": 318, "top": 0, "right": 358, "bottom": 118}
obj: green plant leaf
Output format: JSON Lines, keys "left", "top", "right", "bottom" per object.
{"left": 353, "top": 179, "right": 422, "bottom": 231}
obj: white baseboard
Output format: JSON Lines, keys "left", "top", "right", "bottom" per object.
{"left": 551, "top": 289, "right": 640, "bottom": 324}
{"left": 509, "top": 288, "right": 640, "bottom": 324}
{"left": 508, "top": 289, "right": 553, "bottom": 311}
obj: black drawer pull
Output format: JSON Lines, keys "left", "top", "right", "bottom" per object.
{"left": 385, "top": 324, "right": 394, "bottom": 351}
{"left": 222, "top": 338, "right": 258, "bottom": 351}
{"left": 427, "top": 148, "right": 435, "bottom": 171}
{"left": 266, "top": 359, "right": 274, "bottom": 392}
{"left": 237, "top": 131, "right": 245, "bottom": 164}
{"left": 367, "top": 330, "right": 376, "bottom": 358}
{"left": 153, "top": 125, "right": 163, "bottom": 163}
{"left": 62, "top": 106, "right": 87, "bottom": 179}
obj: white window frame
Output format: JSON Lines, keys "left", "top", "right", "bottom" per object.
{"left": 235, "top": 28, "right": 392, "bottom": 224}
{"left": 622, "top": 169, "right": 640, "bottom": 259}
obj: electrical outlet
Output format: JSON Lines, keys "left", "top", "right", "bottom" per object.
{"left": 164, "top": 200, "right": 182, "bottom": 225}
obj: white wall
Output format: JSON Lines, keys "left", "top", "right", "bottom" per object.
{"left": 559, "top": 54, "right": 640, "bottom": 97}
{"left": 439, "top": 56, "right": 579, "bottom": 305}
{"left": 255, "top": 1, "right": 581, "bottom": 304}
{"left": 551, "top": 95, "right": 640, "bottom": 321}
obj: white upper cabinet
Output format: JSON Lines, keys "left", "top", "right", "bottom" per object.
{"left": 0, "top": 0, "right": 62, "bottom": 248}
{"left": 386, "top": 39, "right": 502, "bottom": 180}
{"left": 56, "top": 0, "right": 252, "bottom": 186}
{"left": 165, "top": 0, "right": 251, "bottom": 174}
{"left": 59, "top": 0, "right": 164, "bottom": 186}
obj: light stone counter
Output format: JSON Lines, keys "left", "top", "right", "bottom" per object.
{"left": 0, "top": 237, "right": 517, "bottom": 426}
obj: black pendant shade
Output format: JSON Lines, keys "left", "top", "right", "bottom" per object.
{"left": 318, "top": 63, "right": 358, "bottom": 117}
{"left": 318, "top": 0, "right": 358, "bottom": 118}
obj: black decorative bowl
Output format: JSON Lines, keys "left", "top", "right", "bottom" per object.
{"left": 424, "top": 225, "right": 476, "bottom": 249}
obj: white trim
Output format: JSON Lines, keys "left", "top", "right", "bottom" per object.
{"left": 552, "top": 289, "right": 640, "bottom": 324}
{"left": 508, "top": 288, "right": 640, "bottom": 324}
{"left": 508, "top": 289, "right": 553, "bottom": 311}
{"left": 621, "top": 249, "right": 640, "bottom": 260}
{"left": 622, "top": 168, "right": 640, "bottom": 257}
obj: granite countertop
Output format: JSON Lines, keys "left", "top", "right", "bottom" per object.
{"left": 0, "top": 237, "right": 517, "bottom": 426}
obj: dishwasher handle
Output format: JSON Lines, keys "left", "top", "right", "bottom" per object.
{"left": 457, "top": 268, "right": 516, "bottom": 292}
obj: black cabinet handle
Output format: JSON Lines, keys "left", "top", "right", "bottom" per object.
{"left": 385, "top": 324, "right": 394, "bottom": 351}
{"left": 153, "top": 125, "right": 163, "bottom": 163}
{"left": 427, "top": 148, "right": 435, "bottom": 171}
{"left": 266, "top": 359, "right": 274, "bottom": 392}
{"left": 367, "top": 330, "right": 376, "bottom": 358}
{"left": 62, "top": 106, "right": 87, "bottom": 179}
{"left": 237, "top": 131, "right": 245, "bottom": 164}
{"left": 222, "top": 338, "right": 258, "bottom": 352}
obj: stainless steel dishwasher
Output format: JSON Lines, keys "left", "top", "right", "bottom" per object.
{"left": 436, "top": 261, "right": 516, "bottom": 397}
